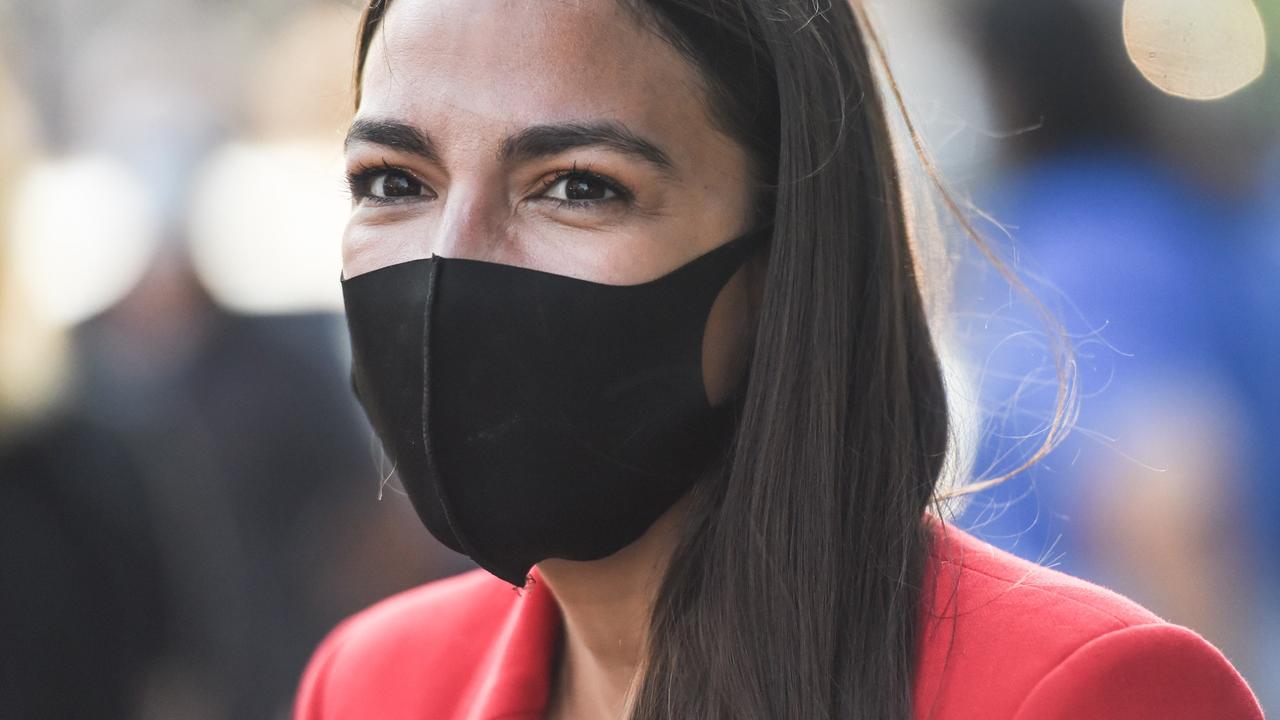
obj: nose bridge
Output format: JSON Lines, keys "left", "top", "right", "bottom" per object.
{"left": 432, "top": 177, "right": 510, "bottom": 262}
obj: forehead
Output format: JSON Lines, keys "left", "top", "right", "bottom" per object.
{"left": 359, "top": 0, "right": 711, "bottom": 145}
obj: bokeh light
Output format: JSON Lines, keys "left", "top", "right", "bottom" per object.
{"left": 1123, "top": 0, "right": 1268, "bottom": 100}
{"left": 187, "top": 141, "right": 348, "bottom": 314}
{"left": 9, "top": 156, "right": 159, "bottom": 326}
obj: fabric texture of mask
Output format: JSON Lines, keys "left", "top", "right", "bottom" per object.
{"left": 341, "top": 222, "right": 771, "bottom": 587}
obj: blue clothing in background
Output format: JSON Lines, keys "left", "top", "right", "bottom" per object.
{"left": 954, "top": 145, "right": 1250, "bottom": 577}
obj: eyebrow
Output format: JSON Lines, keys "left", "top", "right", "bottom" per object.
{"left": 345, "top": 118, "right": 442, "bottom": 164}
{"left": 344, "top": 118, "right": 677, "bottom": 177}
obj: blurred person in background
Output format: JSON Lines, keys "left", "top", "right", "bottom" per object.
{"left": 2, "top": 1, "right": 471, "bottom": 717}
{"left": 955, "top": 0, "right": 1278, "bottom": 705}
{"left": 1229, "top": 99, "right": 1280, "bottom": 711}
{"left": 0, "top": 56, "right": 169, "bottom": 720}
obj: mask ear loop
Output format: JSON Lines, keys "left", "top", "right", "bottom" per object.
{"left": 689, "top": 224, "right": 771, "bottom": 485}
{"left": 694, "top": 220, "right": 773, "bottom": 406}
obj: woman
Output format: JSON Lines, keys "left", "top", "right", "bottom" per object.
{"left": 295, "top": 0, "right": 1263, "bottom": 718}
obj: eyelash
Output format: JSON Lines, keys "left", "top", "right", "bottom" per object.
{"left": 344, "top": 159, "right": 632, "bottom": 210}
{"left": 345, "top": 159, "right": 424, "bottom": 206}
{"left": 535, "top": 161, "right": 632, "bottom": 210}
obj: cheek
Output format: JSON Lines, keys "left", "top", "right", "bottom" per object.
{"left": 341, "top": 217, "right": 434, "bottom": 279}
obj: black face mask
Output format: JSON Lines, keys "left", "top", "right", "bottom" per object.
{"left": 341, "top": 223, "right": 770, "bottom": 586}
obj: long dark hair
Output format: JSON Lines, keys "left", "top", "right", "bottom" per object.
{"left": 355, "top": 2, "right": 950, "bottom": 718}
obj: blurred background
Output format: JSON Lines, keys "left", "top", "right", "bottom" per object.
{"left": 0, "top": 0, "right": 1275, "bottom": 717}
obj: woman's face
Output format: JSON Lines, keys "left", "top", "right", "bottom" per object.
{"left": 345, "top": 0, "right": 764, "bottom": 403}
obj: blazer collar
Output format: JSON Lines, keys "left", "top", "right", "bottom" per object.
{"left": 459, "top": 518, "right": 957, "bottom": 719}
{"left": 463, "top": 566, "right": 563, "bottom": 720}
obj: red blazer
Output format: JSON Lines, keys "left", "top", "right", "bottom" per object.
{"left": 294, "top": 519, "right": 1262, "bottom": 719}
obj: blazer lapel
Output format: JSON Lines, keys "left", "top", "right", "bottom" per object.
{"left": 462, "top": 567, "right": 562, "bottom": 720}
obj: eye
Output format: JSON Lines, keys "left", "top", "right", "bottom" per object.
{"left": 347, "top": 164, "right": 429, "bottom": 205}
{"left": 537, "top": 167, "right": 630, "bottom": 209}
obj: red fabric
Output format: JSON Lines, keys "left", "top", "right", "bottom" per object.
{"left": 294, "top": 518, "right": 1263, "bottom": 719}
